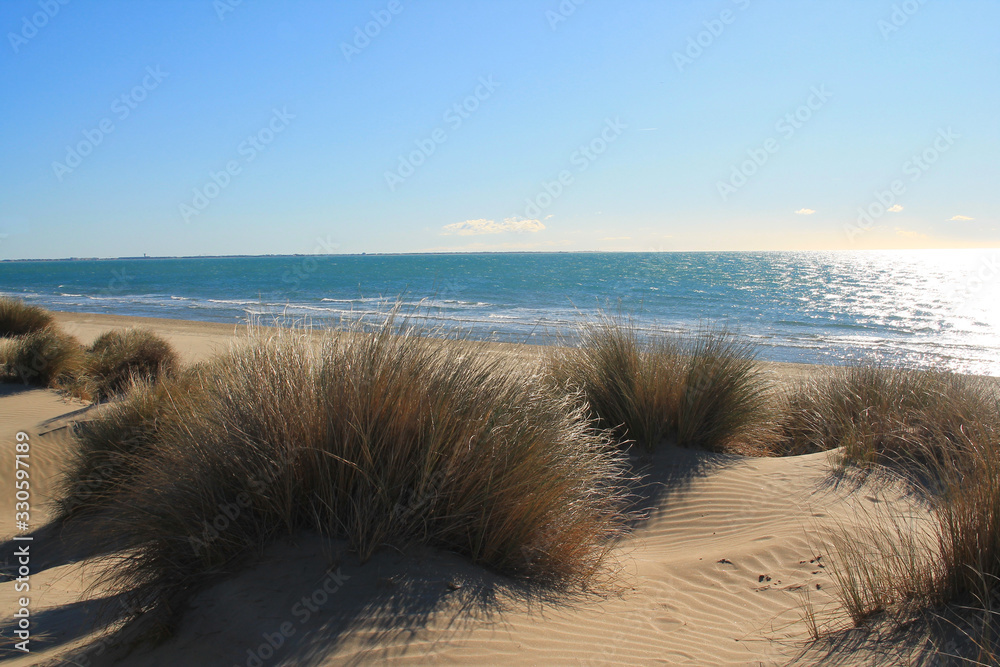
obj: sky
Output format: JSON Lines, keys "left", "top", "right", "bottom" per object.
{"left": 0, "top": 0, "right": 997, "bottom": 259}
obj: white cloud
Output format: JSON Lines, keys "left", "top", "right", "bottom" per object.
{"left": 600, "top": 236, "right": 631, "bottom": 241}
{"left": 795, "top": 208, "right": 816, "bottom": 215}
{"left": 887, "top": 204, "right": 903, "bottom": 212}
{"left": 949, "top": 214, "right": 974, "bottom": 221}
{"left": 440, "top": 217, "right": 545, "bottom": 236}
{"left": 421, "top": 239, "right": 572, "bottom": 252}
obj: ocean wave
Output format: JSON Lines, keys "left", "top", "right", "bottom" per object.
{"left": 207, "top": 298, "right": 257, "bottom": 305}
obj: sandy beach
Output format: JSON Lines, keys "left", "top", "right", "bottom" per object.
{"left": 0, "top": 312, "right": 935, "bottom": 666}
{"left": 4, "top": 2, "right": 996, "bottom": 662}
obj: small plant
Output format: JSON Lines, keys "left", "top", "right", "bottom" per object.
{"left": 0, "top": 326, "right": 85, "bottom": 389}
{"left": 777, "top": 365, "right": 997, "bottom": 471}
{"left": 0, "top": 296, "right": 54, "bottom": 337}
{"left": 86, "top": 328, "right": 179, "bottom": 400}
{"left": 549, "top": 316, "right": 774, "bottom": 452}
{"left": 675, "top": 332, "right": 774, "bottom": 452}
{"left": 808, "top": 365, "right": 1000, "bottom": 661}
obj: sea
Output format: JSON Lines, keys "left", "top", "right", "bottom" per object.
{"left": 1, "top": 250, "right": 998, "bottom": 376}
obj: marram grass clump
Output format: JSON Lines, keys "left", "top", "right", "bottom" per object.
{"left": 0, "top": 297, "right": 90, "bottom": 395}
{"left": 776, "top": 364, "right": 998, "bottom": 471}
{"left": 795, "top": 364, "right": 1000, "bottom": 661}
{"left": 58, "top": 370, "right": 204, "bottom": 521}
{"left": 548, "top": 316, "right": 775, "bottom": 453}
{"left": 66, "top": 322, "right": 632, "bottom": 637}
{"left": 0, "top": 326, "right": 86, "bottom": 390}
{"left": 86, "top": 327, "right": 179, "bottom": 401}
{"left": 0, "top": 296, "right": 54, "bottom": 337}
{"left": 823, "top": 418, "right": 1000, "bottom": 662}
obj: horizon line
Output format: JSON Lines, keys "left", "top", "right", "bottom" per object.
{"left": 3, "top": 247, "right": 996, "bottom": 263}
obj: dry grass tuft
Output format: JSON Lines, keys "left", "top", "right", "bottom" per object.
{"left": 0, "top": 296, "right": 54, "bottom": 337}
{"left": 776, "top": 364, "right": 997, "bottom": 471}
{"left": 675, "top": 332, "right": 775, "bottom": 451}
{"left": 0, "top": 325, "right": 86, "bottom": 390}
{"left": 86, "top": 328, "right": 179, "bottom": 401}
{"left": 799, "top": 365, "right": 1000, "bottom": 660}
{"left": 548, "top": 316, "right": 775, "bottom": 452}
{"left": 58, "top": 370, "right": 203, "bottom": 520}
{"left": 62, "top": 321, "right": 632, "bottom": 637}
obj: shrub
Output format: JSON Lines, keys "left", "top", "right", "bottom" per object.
{"left": 0, "top": 326, "right": 85, "bottom": 389}
{"left": 68, "top": 323, "right": 631, "bottom": 636}
{"left": 549, "top": 317, "right": 774, "bottom": 452}
{"left": 0, "top": 296, "right": 54, "bottom": 337}
{"left": 86, "top": 328, "right": 179, "bottom": 400}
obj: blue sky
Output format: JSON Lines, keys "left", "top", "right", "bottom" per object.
{"left": 1, "top": 0, "right": 997, "bottom": 259}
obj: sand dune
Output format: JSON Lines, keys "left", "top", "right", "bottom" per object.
{"left": 0, "top": 313, "right": 924, "bottom": 665}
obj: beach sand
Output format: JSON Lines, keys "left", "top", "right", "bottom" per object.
{"left": 0, "top": 312, "right": 925, "bottom": 665}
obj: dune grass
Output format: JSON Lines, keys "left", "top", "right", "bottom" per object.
{"left": 86, "top": 327, "right": 178, "bottom": 401}
{"left": 548, "top": 316, "right": 775, "bottom": 453}
{"left": 62, "top": 321, "right": 632, "bottom": 637}
{"left": 792, "top": 364, "right": 1000, "bottom": 660}
{"left": 0, "top": 296, "right": 54, "bottom": 337}
{"left": 0, "top": 325, "right": 86, "bottom": 390}
{"left": 777, "top": 364, "right": 997, "bottom": 471}
{"left": 42, "top": 306, "right": 1000, "bottom": 657}
{"left": 0, "top": 304, "right": 178, "bottom": 402}
{"left": 58, "top": 371, "right": 202, "bottom": 520}
{"left": 0, "top": 298, "right": 91, "bottom": 395}
{"left": 824, "top": 426, "right": 1000, "bottom": 661}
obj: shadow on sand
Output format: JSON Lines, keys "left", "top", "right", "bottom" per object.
{"left": 626, "top": 440, "right": 746, "bottom": 529}
{"left": 0, "top": 443, "right": 746, "bottom": 665}
{"left": 1, "top": 532, "right": 561, "bottom": 666}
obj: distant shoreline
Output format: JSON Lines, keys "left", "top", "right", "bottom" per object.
{"left": 4, "top": 248, "right": 994, "bottom": 263}
{"left": 4, "top": 250, "right": 603, "bottom": 262}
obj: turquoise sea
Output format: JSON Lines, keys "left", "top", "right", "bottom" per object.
{"left": 1, "top": 250, "right": 998, "bottom": 376}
